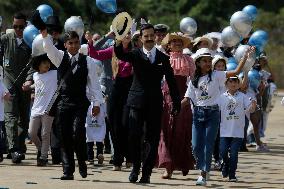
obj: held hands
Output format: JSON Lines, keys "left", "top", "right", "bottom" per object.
{"left": 22, "top": 81, "right": 33, "bottom": 91}
{"left": 92, "top": 106, "right": 100, "bottom": 117}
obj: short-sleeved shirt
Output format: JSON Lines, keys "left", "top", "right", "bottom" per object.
{"left": 185, "top": 71, "right": 226, "bottom": 106}
{"left": 217, "top": 91, "right": 251, "bottom": 138}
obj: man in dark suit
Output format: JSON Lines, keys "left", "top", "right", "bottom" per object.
{"left": 114, "top": 24, "right": 181, "bottom": 183}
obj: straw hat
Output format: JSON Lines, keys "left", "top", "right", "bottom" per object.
{"left": 161, "top": 32, "right": 191, "bottom": 48}
{"left": 112, "top": 12, "right": 133, "bottom": 40}
{"left": 193, "top": 35, "right": 213, "bottom": 48}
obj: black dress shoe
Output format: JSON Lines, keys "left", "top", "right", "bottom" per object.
{"left": 11, "top": 152, "right": 22, "bottom": 164}
{"left": 129, "top": 170, "right": 139, "bottom": 183}
{"left": 0, "top": 153, "right": 3, "bottom": 162}
{"left": 60, "top": 174, "right": 74, "bottom": 180}
{"left": 139, "top": 175, "right": 150, "bottom": 183}
{"left": 6, "top": 153, "right": 12, "bottom": 159}
{"left": 78, "top": 161, "right": 87, "bottom": 178}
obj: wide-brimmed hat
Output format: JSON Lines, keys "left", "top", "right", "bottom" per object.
{"left": 46, "top": 15, "right": 63, "bottom": 33}
{"left": 193, "top": 36, "right": 213, "bottom": 48}
{"left": 212, "top": 54, "right": 228, "bottom": 68}
{"left": 154, "top": 24, "right": 170, "bottom": 33}
{"left": 191, "top": 48, "right": 212, "bottom": 62}
{"left": 161, "top": 32, "right": 191, "bottom": 48}
{"left": 112, "top": 12, "right": 133, "bottom": 40}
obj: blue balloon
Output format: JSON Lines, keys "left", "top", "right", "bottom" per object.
{"left": 248, "top": 69, "right": 261, "bottom": 90}
{"left": 248, "top": 30, "right": 268, "bottom": 52}
{"left": 226, "top": 62, "right": 238, "bottom": 71}
{"left": 243, "top": 5, "right": 258, "bottom": 21}
{"left": 36, "top": 4, "right": 53, "bottom": 23}
{"left": 96, "top": 0, "right": 117, "bottom": 14}
{"left": 23, "top": 25, "right": 40, "bottom": 48}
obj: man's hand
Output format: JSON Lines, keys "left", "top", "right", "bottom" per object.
{"left": 22, "top": 81, "right": 33, "bottom": 91}
{"left": 250, "top": 99, "right": 257, "bottom": 112}
{"left": 92, "top": 106, "right": 100, "bottom": 117}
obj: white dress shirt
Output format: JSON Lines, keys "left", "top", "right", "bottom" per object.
{"left": 143, "top": 46, "right": 156, "bottom": 63}
{"left": 42, "top": 35, "right": 103, "bottom": 107}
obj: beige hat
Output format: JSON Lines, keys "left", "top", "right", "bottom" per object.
{"left": 161, "top": 32, "right": 191, "bottom": 48}
{"left": 112, "top": 12, "right": 133, "bottom": 40}
{"left": 193, "top": 35, "right": 213, "bottom": 48}
{"left": 191, "top": 48, "right": 212, "bottom": 62}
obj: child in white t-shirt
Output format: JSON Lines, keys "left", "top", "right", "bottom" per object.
{"left": 217, "top": 76, "right": 256, "bottom": 182}
{"left": 86, "top": 86, "right": 107, "bottom": 165}
{"left": 182, "top": 47, "right": 255, "bottom": 186}
{"left": 0, "top": 66, "right": 11, "bottom": 162}
{"left": 27, "top": 54, "right": 57, "bottom": 166}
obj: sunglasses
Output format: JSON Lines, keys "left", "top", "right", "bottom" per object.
{"left": 13, "top": 25, "right": 25, "bottom": 30}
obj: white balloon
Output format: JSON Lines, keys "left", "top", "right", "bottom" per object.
{"left": 234, "top": 44, "right": 256, "bottom": 72}
{"left": 221, "top": 26, "right": 241, "bottom": 47}
{"left": 180, "top": 17, "right": 197, "bottom": 35}
{"left": 230, "top": 11, "right": 252, "bottom": 38}
{"left": 64, "top": 16, "right": 84, "bottom": 40}
{"left": 32, "top": 34, "right": 52, "bottom": 57}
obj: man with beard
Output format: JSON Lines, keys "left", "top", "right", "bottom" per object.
{"left": 114, "top": 23, "right": 180, "bottom": 183}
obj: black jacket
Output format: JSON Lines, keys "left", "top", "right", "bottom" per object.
{"left": 114, "top": 43, "right": 180, "bottom": 112}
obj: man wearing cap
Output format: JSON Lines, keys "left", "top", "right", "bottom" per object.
{"left": 0, "top": 12, "right": 32, "bottom": 163}
{"left": 114, "top": 23, "right": 180, "bottom": 183}
{"left": 154, "top": 24, "right": 169, "bottom": 53}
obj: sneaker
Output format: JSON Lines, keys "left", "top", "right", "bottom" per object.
{"left": 229, "top": 176, "right": 238, "bottom": 182}
{"left": 196, "top": 176, "right": 207, "bottom": 186}
{"left": 214, "top": 161, "right": 222, "bottom": 170}
{"left": 88, "top": 159, "right": 94, "bottom": 165}
{"left": 247, "top": 142, "right": 257, "bottom": 147}
{"left": 112, "top": 166, "right": 122, "bottom": 171}
{"left": 256, "top": 145, "right": 270, "bottom": 152}
{"left": 97, "top": 154, "right": 104, "bottom": 165}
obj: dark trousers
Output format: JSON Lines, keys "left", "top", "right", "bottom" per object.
{"left": 213, "top": 129, "right": 220, "bottom": 162}
{"left": 87, "top": 142, "right": 104, "bottom": 160}
{"left": 220, "top": 137, "right": 242, "bottom": 178}
{"left": 57, "top": 102, "right": 89, "bottom": 175}
{"left": 128, "top": 104, "right": 162, "bottom": 176}
{"left": 0, "top": 121, "right": 5, "bottom": 154}
{"left": 108, "top": 76, "right": 132, "bottom": 166}
{"left": 50, "top": 118, "right": 61, "bottom": 162}
{"left": 4, "top": 83, "right": 30, "bottom": 153}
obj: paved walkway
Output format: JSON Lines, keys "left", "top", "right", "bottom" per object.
{"left": 0, "top": 96, "right": 284, "bottom": 189}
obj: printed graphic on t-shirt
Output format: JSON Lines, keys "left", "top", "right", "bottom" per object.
{"left": 226, "top": 99, "right": 239, "bottom": 120}
{"left": 198, "top": 81, "right": 211, "bottom": 101}
{"left": 35, "top": 79, "right": 46, "bottom": 98}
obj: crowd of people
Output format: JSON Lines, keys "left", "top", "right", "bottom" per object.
{"left": 0, "top": 10, "right": 279, "bottom": 186}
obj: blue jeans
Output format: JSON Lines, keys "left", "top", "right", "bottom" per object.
{"left": 219, "top": 137, "right": 242, "bottom": 178}
{"left": 192, "top": 106, "right": 220, "bottom": 172}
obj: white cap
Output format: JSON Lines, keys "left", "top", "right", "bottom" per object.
{"left": 212, "top": 54, "right": 228, "bottom": 68}
{"left": 192, "top": 48, "right": 212, "bottom": 62}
